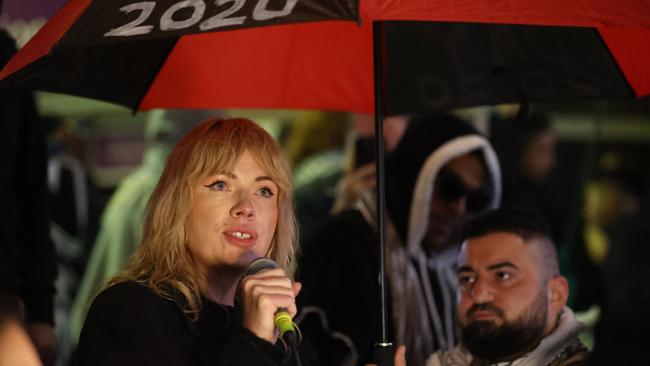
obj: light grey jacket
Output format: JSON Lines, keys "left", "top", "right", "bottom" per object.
{"left": 425, "top": 307, "right": 589, "bottom": 366}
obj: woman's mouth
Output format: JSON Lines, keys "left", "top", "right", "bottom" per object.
{"left": 224, "top": 228, "right": 258, "bottom": 247}
{"left": 230, "top": 231, "right": 252, "bottom": 239}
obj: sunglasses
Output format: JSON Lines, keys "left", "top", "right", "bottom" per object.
{"left": 435, "top": 168, "right": 492, "bottom": 213}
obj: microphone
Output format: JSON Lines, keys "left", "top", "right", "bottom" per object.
{"left": 243, "top": 257, "right": 297, "bottom": 345}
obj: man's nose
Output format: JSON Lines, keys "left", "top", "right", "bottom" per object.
{"left": 231, "top": 194, "right": 255, "bottom": 218}
{"left": 469, "top": 277, "right": 493, "bottom": 303}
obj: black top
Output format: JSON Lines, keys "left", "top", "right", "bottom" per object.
{"left": 297, "top": 209, "right": 387, "bottom": 365}
{"left": 73, "top": 281, "right": 294, "bottom": 366}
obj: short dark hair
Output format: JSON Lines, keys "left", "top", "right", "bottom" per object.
{"left": 461, "top": 208, "right": 559, "bottom": 280}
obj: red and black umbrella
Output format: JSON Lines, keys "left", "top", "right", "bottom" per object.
{"left": 1, "top": 0, "right": 650, "bottom": 112}
{"left": 2, "top": 1, "right": 650, "bottom": 363}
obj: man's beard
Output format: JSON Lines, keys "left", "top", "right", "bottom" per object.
{"left": 461, "top": 291, "right": 548, "bottom": 362}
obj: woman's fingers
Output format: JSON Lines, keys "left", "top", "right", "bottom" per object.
{"left": 240, "top": 268, "right": 299, "bottom": 343}
{"left": 292, "top": 281, "right": 302, "bottom": 296}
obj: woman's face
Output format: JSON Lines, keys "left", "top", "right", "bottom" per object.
{"left": 186, "top": 149, "right": 279, "bottom": 274}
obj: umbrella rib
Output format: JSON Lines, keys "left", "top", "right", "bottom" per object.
{"left": 133, "top": 36, "right": 181, "bottom": 112}
{"left": 595, "top": 28, "right": 638, "bottom": 98}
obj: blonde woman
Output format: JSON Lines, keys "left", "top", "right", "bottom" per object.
{"left": 74, "top": 118, "right": 301, "bottom": 366}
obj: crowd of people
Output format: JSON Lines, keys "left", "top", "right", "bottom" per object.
{"left": 2, "top": 101, "right": 649, "bottom": 366}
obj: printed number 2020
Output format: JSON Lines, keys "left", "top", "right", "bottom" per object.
{"left": 104, "top": 0, "right": 298, "bottom": 37}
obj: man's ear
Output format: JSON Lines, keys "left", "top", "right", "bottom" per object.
{"left": 547, "top": 275, "right": 569, "bottom": 313}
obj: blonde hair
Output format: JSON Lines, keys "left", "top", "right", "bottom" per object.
{"left": 110, "top": 117, "right": 297, "bottom": 318}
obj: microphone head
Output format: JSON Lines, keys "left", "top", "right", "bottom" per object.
{"left": 244, "top": 257, "right": 279, "bottom": 277}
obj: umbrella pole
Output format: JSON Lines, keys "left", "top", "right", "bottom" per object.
{"left": 372, "top": 20, "right": 394, "bottom": 366}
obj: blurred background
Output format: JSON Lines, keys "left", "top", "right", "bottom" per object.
{"left": 1, "top": 1, "right": 649, "bottom": 365}
{"left": 32, "top": 94, "right": 650, "bottom": 366}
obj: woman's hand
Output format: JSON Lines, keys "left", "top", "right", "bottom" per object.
{"left": 239, "top": 268, "right": 301, "bottom": 343}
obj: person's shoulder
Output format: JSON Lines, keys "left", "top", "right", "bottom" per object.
{"left": 425, "top": 346, "right": 472, "bottom": 366}
{"left": 307, "top": 209, "right": 371, "bottom": 237}
{"left": 302, "top": 209, "right": 375, "bottom": 253}
{"left": 552, "top": 339, "right": 590, "bottom": 366}
{"left": 81, "top": 280, "right": 188, "bottom": 338}
{"left": 90, "top": 280, "right": 169, "bottom": 314}
{"left": 75, "top": 283, "right": 194, "bottom": 366}
{"left": 96, "top": 280, "right": 154, "bottom": 298}
{"left": 298, "top": 209, "right": 378, "bottom": 283}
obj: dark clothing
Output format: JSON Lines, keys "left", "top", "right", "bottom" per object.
{"left": 587, "top": 200, "right": 650, "bottom": 366}
{"left": 74, "top": 281, "right": 296, "bottom": 366}
{"left": 297, "top": 209, "right": 383, "bottom": 366}
{"left": 0, "top": 29, "right": 56, "bottom": 324}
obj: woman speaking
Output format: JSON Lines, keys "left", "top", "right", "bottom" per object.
{"left": 73, "top": 118, "right": 301, "bottom": 366}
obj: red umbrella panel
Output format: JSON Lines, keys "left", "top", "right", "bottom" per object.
{"left": 0, "top": 0, "right": 361, "bottom": 109}
{"left": 1, "top": 0, "right": 650, "bottom": 112}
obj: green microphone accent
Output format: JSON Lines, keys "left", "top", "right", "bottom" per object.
{"left": 274, "top": 311, "right": 294, "bottom": 336}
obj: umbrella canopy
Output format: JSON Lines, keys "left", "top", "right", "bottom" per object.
{"left": 383, "top": 21, "right": 647, "bottom": 115}
{"left": 1, "top": 0, "right": 650, "bottom": 112}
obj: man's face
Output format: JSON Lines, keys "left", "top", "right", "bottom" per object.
{"left": 427, "top": 154, "right": 488, "bottom": 250}
{"left": 456, "top": 232, "right": 549, "bottom": 362}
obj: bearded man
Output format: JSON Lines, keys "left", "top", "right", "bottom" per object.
{"left": 426, "top": 208, "right": 589, "bottom": 366}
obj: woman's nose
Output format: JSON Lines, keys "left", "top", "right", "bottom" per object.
{"left": 231, "top": 194, "right": 255, "bottom": 218}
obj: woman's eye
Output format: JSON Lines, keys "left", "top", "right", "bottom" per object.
{"left": 207, "top": 180, "right": 228, "bottom": 191}
{"left": 258, "top": 187, "right": 275, "bottom": 198}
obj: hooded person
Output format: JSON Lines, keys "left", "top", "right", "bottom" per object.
{"left": 297, "top": 114, "right": 501, "bottom": 366}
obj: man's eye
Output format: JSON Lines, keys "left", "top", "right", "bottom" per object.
{"left": 496, "top": 272, "right": 513, "bottom": 281}
{"left": 258, "top": 187, "right": 275, "bottom": 198}
{"left": 207, "top": 180, "right": 228, "bottom": 191}
{"left": 458, "top": 275, "right": 475, "bottom": 286}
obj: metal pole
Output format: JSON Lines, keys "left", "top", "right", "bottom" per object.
{"left": 372, "top": 20, "right": 394, "bottom": 366}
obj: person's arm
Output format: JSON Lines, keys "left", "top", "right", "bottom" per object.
{"left": 0, "top": 319, "right": 43, "bottom": 366}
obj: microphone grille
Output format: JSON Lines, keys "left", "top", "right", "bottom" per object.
{"left": 244, "top": 257, "right": 279, "bottom": 277}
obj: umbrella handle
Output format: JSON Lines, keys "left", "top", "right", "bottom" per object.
{"left": 374, "top": 343, "right": 394, "bottom": 366}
